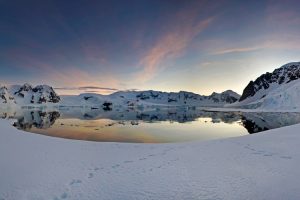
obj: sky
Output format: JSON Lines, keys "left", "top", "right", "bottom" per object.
{"left": 1, "top": 0, "right": 300, "bottom": 95}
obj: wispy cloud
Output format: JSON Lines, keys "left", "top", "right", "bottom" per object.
{"left": 212, "top": 37, "right": 300, "bottom": 56}
{"left": 212, "top": 46, "right": 263, "bottom": 55}
{"left": 211, "top": 33, "right": 300, "bottom": 56}
{"left": 6, "top": 44, "right": 122, "bottom": 90}
{"left": 55, "top": 86, "right": 118, "bottom": 91}
{"left": 54, "top": 86, "right": 119, "bottom": 95}
{"left": 134, "top": 5, "right": 215, "bottom": 83}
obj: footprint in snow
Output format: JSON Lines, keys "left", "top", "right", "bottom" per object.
{"left": 123, "top": 160, "right": 133, "bottom": 163}
{"left": 112, "top": 164, "right": 120, "bottom": 169}
{"left": 263, "top": 153, "right": 274, "bottom": 157}
{"left": 69, "top": 179, "right": 82, "bottom": 186}
{"left": 88, "top": 173, "right": 94, "bottom": 178}
{"left": 245, "top": 144, "right": 292, "bottom": 160}
{"left": 244, "top": 146, "right": 256, "bottom": 151}
{"left": 60, "top": 192, "right": 68, "bottom": 199}
{"left": 53, "top": 192, "right": 68, "bottom": 200}
{"left": 280, "top": 156, "right": 292, "bottom": 159}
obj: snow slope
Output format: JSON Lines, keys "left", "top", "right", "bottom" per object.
{"left": 0, "top": 119, "right": 300, "bottom": 199}
{"left": 239, "top": 80, "right": 300, "bottom": 110}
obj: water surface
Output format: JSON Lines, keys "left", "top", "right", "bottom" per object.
{"left": 2, "top": 107, "right": 300, "bottom": 143}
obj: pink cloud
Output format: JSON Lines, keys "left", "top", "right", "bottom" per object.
{"left": 213, "top": 46, "right": 263, "bottom": 55}
{"left": 4, "top": 48, "right": 122, "bottom": 94}
{"left": 134, "top": 6, "right": 215, "bottom": 83}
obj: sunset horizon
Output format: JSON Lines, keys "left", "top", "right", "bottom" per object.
{"left": 1, "top": 0, "right": 300, "bottom": 95}
{"left": 1, "top": 1, "right": 300, "bottom": 199}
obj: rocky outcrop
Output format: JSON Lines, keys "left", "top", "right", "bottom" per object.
{"left": 31, "top": 85, "right": 60, "bottom": 104}
{"left": 239, "top": 62, "right": 300, "bottom": 101}
{"left": 0, "top": 84, "right": 60, "bottom": 105}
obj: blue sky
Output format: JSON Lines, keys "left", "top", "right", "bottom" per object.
{"left": 1, "top": 0, "right": 300, "bottom": 95}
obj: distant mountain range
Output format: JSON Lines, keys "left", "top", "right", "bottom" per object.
{"left": 0, "top": 83, "right": 240, "bottom": 108}
{"left": 1, "top": 61, "right": 300, "bottom": 111}
{"left": 60, "top": 90, "right": 240, "bottom": 108}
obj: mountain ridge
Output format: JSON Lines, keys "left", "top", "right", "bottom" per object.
{"left": 239, "top": 62, "right": 300, "bottom": 102}
{"left": 0, "top": 83, "right": 241, "bottom": 108}
{"left": 233, "top": 62, "right": 300, "bottom": 110}
{"left": 61, "top": 89, "right": 241, "bottom": 108}
{"left": 3, "top": 61, "right": 300, "bottom": 111}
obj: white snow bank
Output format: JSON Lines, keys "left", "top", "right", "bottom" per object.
{"left": 0, "top": 119, "right": 300, "bottom": 199}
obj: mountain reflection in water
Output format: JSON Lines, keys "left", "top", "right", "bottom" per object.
{"left": 1, "top": 107, "right": 300, "bottom": 143}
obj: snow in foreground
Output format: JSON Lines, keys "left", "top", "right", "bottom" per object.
{"left": 0, "top": 120, "right": 300, "bottom": 200}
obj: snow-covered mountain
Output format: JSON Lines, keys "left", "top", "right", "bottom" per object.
{"left": 0, "top": 84, "right": 60, "bottom": 105}
{"left": 208, "top": 90, "right": 240, "bottom": 104}
{"left": 0, "top": 83, "right": 240, "bottom": 108}
{"left": 232, "top": 62, "right": 300, "bottom": 110}
{"left": 0, "top": 86, "right": 16, "bottom": 104}
{"left": 60, "top": 90, "right": 240, "bottom": 108}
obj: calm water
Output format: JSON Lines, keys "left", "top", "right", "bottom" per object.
{"left": 2, "top": 107, "right": 300, "bottom": 143}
